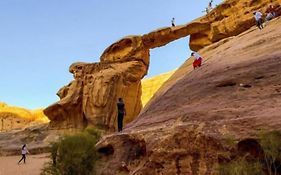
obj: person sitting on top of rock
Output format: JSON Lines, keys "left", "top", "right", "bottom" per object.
{"left": 266, "top": 4, "right": 277, "bottom": 17}
{"left": 265, "top": 5, "right": 277, "bottom": 22}
{"left": 191, "top": 52, "right": 203, "bottom": 70}
{"left": 253, "top": 11, "right": 264, "bottom": 30}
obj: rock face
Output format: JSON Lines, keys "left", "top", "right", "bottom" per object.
{"left": 44, "top": 37, "right": 149, "bottom": 130}
{"left": 96, "top": 15, "right": 281, "bottom": 175}
{"left": 141, "top": 71, "right": 174, "bottom": 107}
{"left": 189, "top": 0, "right": 281, "bottom": 51}
{"left": 45, "top": 0, "right": 281, "bottom": 131}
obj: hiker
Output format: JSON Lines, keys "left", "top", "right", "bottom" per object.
{"left": 191, "top": 52, "right": 203, "bottom": 69}
{"left": 18, "top": 144, "right": 29, "bottom": 164}
{"left": 208, "top": 0, "right": 213, "bottom": 12}
{"left": 253, "top": 11, "right": 264, "bottom": 30}
{"left": 117, "top": 98, "right": 126, "bottom": 132}
{"left": 171, "top": 18, "right": 175, "bottom": 27}
{"left": 203, "top": 0, "right": 213, "bottom": 14}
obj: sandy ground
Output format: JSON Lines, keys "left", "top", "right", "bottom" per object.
{"left": 0, "top": 154, "right": 49, "bottom": 175}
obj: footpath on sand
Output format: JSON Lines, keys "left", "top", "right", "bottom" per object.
{"left": 0, "top": 154, "right": 49, "bottom": 175}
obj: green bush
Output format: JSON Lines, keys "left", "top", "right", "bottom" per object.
{"left": 219, "top": 131, "right": 281, "bottom": 175}
{"left": 259, "top": 131, "right": 281, "bottom": 175}
{"left": 218, "top": 157, "right": 263, "bottom": 175}
{"left": 41, "top": 128, "right": 101, "bottom": 175}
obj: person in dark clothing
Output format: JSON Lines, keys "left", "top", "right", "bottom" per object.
{"left": 171, "top": 18, "right": 175, "bottom": 27}
{"left": 18, "top": 144, "right": 29, "bottom": 164}
{"left": 117, "top": 98, "right": 126, "bottom": 132}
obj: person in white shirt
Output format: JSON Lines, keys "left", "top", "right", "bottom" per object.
{"left": 253, "top": 11, "right": 264, "bottom": 30}
{"left": 191, "top": 52, "right": 203, "bottom": 69}
{"left": 18, "top": 144, "right": 29, "bottom": 164}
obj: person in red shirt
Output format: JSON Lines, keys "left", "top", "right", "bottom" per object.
{"left": 191, "top": 52, "right": 203, "bottom": 69}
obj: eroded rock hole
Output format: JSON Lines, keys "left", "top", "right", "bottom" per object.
{"left": 216, "top": 81, "right": 237, "bottom": 87}
{"left": 237, "top": 139, "right": 263, "bottom": 158}
{"left": 98, "top": 144, "right": 114, "bottom": 156}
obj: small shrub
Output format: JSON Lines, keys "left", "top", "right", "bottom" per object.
{"left": 219, "top": 131, "right": 281, "bottom": 175}
{"left": 218, "top": 156, "right": 263, "bottom": 175}
{"left": 41, "top": 129, "right": 101, "bottom": 175}
{"left": 259, "top": 131, "right": 281, "bottom": 175}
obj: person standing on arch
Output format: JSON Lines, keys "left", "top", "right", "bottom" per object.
{"left": 117, "top": 98, "right": 126, "bottom": 132}
{"left": 191, "top": 52, "right": 203, "bottom": 70}
{"left": 171, "top": 17, "right": 175, "bottom": 27}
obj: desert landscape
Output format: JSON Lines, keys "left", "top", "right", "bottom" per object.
{"left": 1, "top": 0, "right": 281, "bottom": 174}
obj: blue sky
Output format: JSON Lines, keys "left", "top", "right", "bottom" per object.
{"left": 0, "top": 0, "right": 221, "bottom": 109}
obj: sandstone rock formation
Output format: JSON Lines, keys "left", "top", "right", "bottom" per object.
{"left": 45, "top": 0, "right": 281, "bottom": 132}
{"left": 43, "top": 20, "right": 213, "bottom": 130}
{"left": 96, "top": 14, "right": 281, "bottom": 175}
{"left": 189, "top": 0, "right": 281, "bottom": 51}
{"left": 0, "top": 102, "right": 48, "bottom": 132}
{"left": 141, "top": 71, "right": 174, "bottom": 107}
{"left": 44, "top": 41, "right": 149, "bottom": 130}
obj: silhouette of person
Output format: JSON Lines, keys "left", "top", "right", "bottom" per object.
{"left": 18, "top": 144, "right": 29, "bottom": 164}
{"left": 117, "top": 98, "right": 126, "bottom": 132}
{"left": 171, "top": 18, "right": 175, "bottom": 27}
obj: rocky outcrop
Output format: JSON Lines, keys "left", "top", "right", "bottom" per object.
{"left": 96, "top": 15, "right": 281, "bottom": 175}
{"left": 189, "top": 0, "right": 281, "bottom": 51}
{"left": 44, "top": 38, "right": 149, "bottom": 130}
{"left": 45, "top": 0, "right": 281, "bottom": 131}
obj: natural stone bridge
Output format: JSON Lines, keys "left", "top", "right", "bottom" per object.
{"left": 44, "top": 0, "right": 281, "bottom": 130}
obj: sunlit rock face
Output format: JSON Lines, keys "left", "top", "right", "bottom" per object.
{"left": 43, "top": 20, "right": 213, "bottom": 130}
{"left": 44, "top": 36, "right": 149, "bottom": 130}
{"left": 96, "top": 5, "right": 281, "bottom": 175}
{"left": 189, "top": 0, "right": 281, "bottom": 51}
{"left": 45, "top": 0, "right": 281, "bottom": 131}
{"left": 141, "top": 71, "right": 174, "bottom": 107}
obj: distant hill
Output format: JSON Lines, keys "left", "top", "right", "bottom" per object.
{"left": 0, "top": 102, "right": 49, "bottom": 131}
{"left": 141, "top": 71, "right": 174, "bottom": 107}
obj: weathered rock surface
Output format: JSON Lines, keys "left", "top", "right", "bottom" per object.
{"left": 45, "top": 0, "right": 281, "bottom": 132}
{"left": 189, "top": 0, "right": 281, "bottom": 51}
{"left": 45, "top": 54, "right": 148, "bottom": 130}
{"left": 96, "top": 16, "right": 281, "bottom": 174}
